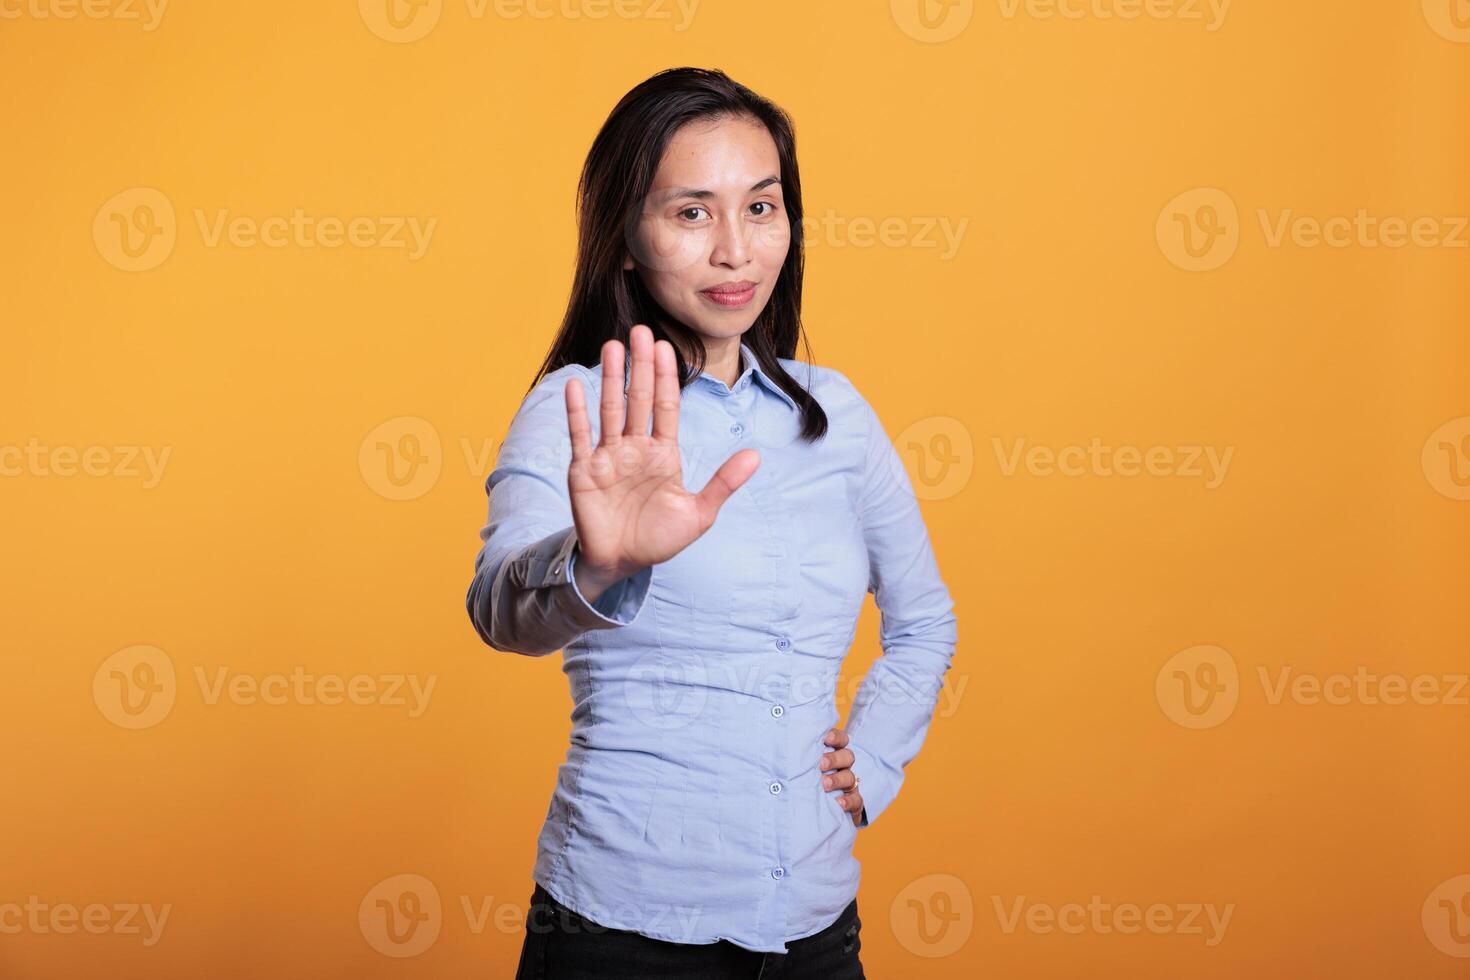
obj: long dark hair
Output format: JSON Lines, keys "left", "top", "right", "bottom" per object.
{"left": 529, "top": 66, "right": 829, "bottom": 442}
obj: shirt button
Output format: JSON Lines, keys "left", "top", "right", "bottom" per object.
{"left": 769, "top": 781, "right": 782, "bottom": 795}
{"left": 770, "top": 704, "right": 785, "bottom": 718}
{"left": 771, "top": 867, "right": 785, "bottom": 880}
{"left": 729, "top": 422, "right": 744, "bottom": 436}
{"left": 775, "top": 637, "right": 790, "bottom": 652}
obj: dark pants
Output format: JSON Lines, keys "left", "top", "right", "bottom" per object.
{"left": 514, "top": 881, "right": 865, "bottom": 979}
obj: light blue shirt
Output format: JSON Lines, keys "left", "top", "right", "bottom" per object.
{"left": 466, "top": 341, "right": 958, "bottom": 954}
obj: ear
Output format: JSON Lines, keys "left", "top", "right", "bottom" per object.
{"left": 622, "top": 253, "right": 635, "bottom": 271}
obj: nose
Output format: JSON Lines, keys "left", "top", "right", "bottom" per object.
{"left": 708, "top": 211, "right": 751, "bottom": 269}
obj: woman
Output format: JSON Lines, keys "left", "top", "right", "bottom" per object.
{"left": 466, "top": 66, "right": 958, "bottom": 979}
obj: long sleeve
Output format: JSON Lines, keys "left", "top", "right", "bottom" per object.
{"left": 465, "top": 364, "right": 652, "bottom": 656}
{"left": 843, "top": 390, "right": 959, "bottom": 828}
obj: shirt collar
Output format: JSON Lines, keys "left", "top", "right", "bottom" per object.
{"left": 624, "top": 339, "right": 799, "bottom": 412}
{"left": 715, "top": 341, "right": 799, "bottom": 412}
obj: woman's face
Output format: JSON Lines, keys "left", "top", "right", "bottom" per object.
{"left": 623, "top": 114, "right": 790, "bottom": 347}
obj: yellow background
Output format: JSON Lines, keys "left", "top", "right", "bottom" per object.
{"left": 2, "top": 0, "right": 1468, "bottom": 976}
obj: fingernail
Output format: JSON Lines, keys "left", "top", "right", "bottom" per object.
{"left": 822, "top": 776, "right": 832, "bottom": 789}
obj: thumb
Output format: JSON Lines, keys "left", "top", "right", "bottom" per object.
{"left": 693, "top": 449, "right": 760, "bottom": 528}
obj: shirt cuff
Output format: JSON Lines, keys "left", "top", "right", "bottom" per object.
{"left": 506, "top": 525, "right": 653, "bottom": 631}
{"left": 846, "top": 737, "right": 903, "bottom": 830}
{"left": 565, "top": 536, "right": 651, "bottom": 626}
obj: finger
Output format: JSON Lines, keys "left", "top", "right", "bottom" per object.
{"left": 824, "top": 728, "right": 850, "bottom": 749}
{"left": 624, "top": 324, "right": 654, "bottom": 438}
{"left": 820, "top": 748, "right": 854, "bottom": 772}
{"left": 599, "top": 339, "right": 624, "bottom": 448}
{"left": 565, "top": 376, "right": 593, "bottom": 464}
{"left": 840, "top": 790, "right": 864, "bottom": 818}
{"left": 693, "top": 448, "right": 760, "bottom": 529}
{"left": 821, "top": 769, "right": 855, "bottom": 792}
{"left": 650, "top": 339, "right": 680, "bottom": 442}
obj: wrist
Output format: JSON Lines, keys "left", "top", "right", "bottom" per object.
{"left": 571, "top": 545, "right": 643, "bottom": 601}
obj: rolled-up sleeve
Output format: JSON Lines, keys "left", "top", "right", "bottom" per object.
{"left": 843, "top": 389, "right": 959, "bottom": 828}
{"left": 466, "top": 365, "right": 652, "bottom": 656}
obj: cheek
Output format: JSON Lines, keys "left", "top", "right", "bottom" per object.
{"left": 640, "top": 267, "right": 691, "bottom": 315}
{"left": 754, "top": 219, "right": 791, "bottom": 269}
{"left": 629, "top": 218, "right": 710, "bottom": 276}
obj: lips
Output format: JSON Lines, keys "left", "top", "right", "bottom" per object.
{"left": 700, "top": 280, "right": 757, "bottom": 308}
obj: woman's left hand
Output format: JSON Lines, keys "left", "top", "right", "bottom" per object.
{"left": 820, "top": 727, "right": 864, "bottom": 827}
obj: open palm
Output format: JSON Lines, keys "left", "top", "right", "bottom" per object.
{"left": 562, "top": 323, "right": 761, "bottom": 588}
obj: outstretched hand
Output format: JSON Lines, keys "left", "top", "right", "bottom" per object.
{"left": 563, "top": 324, "right": 761, "bottom": 596}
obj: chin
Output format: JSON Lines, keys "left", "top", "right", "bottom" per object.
{"left": 684, "top": 314, "right": 754, "bottom": 338}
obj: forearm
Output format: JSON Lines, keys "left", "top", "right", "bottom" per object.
{"left": 844, "top": 604, "right": 958, "bottom": 826}
{"left": 466, "top": 525, "right": 652, "bottom": 655}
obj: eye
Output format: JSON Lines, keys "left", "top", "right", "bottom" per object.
{"left": 677, "top": 206, "right": 710, "bottom": 222}
{"left": 750, "top": 201, "right": 778, "bottom": 217}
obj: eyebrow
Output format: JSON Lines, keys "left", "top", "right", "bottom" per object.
{"left": 664, "top": 177, "right": 781, "bottom": 200}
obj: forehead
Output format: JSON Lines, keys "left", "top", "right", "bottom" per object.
{"left": 650, "top": 115, "right": 780, "bottom": 192}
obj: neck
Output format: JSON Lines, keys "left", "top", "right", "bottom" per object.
{"left": 699, "top": 336, "right": 745, "bottom": 388}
